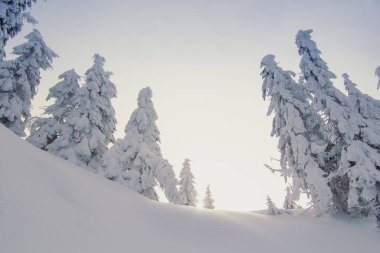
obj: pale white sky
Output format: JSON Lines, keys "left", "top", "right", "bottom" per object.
{"left": 6, "top": 0, "right": 380, "bottom": 211}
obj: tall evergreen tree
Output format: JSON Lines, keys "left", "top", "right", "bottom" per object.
{"left": 27, "top": 69, "right": 80, "bottom": 150}
{"left": 203, "top": 185, "right": 215, "bottom": 209}
{"left": 177, "top": 158, "right": 197, "bottom": 206}
{"left": 101, "top": 87, "right": 178, "bottom": 203}
{"left": 261, "top": 54, "right": 332, "bottom": 214}
{"left": 47, "top": 54, "right": 116, "bottom": 170}
{"left": 0, "top": 29, "right": 57, "bottom": 136}
{"left": 0, "top": 0, "right": 37, "bottom": 59}
{"left": 296, "top": 31, "right": 380, "bottom": 222}
{"left": 295, "top": 30, "right": 369, "bottom": 213}
{"left": 262, "top": 29, "right": 380, "bottom": 224}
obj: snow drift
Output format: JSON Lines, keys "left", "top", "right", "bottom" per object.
{"left": 0, "top": 125, "right": 378, "bottom": 253}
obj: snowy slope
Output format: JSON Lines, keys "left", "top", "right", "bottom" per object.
{"left": 0, "top": 125, "right": 378, "bottom": 253}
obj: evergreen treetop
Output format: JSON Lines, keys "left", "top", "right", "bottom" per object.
{"left": 27, "top": 69, "right": 80, "bottom": 150}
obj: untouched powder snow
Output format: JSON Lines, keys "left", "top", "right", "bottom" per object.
{"left": 0, "top": 125, "right": 378, "bottom": 253}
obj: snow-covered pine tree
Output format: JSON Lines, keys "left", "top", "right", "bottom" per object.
{"left": 177, "top": 158, "right": 197, "bottom": 206}
{"left": 27, "top": 69, "right": 80, "bottom": 150}
{"left": 296, "top": 30, "right": 379, "bottom": 222}
{"left": 262, "top": 29, "right": 380, "bottom": 224}
{"left": 0, "top": 0, "right": 37, "bottom": 59}
{"left": 266, "top": 195, "right": 281, "bottom": 215}
{"left": 203, "top": 185, "right": 215, "bottom": 209}
{"left": 261, "top": 54, "right": 332, "bottom": 215}
{"left": 375, "top": 66, "right": 380, "bottom": 90}
{"left": 295, "top": 30, "right": 370, "bottom": 213}
{"left": 102, "top": 87, "right": 178, "bottom": 203}
{"left": 47, "top": 54, "right": 116, "bottom": 170}
{"left": 0, "top": 29, "right": 57, "bottom": 136}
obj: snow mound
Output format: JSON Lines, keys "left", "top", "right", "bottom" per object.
{"left": 0, "top": 125, "right": 378, "bottom": 253}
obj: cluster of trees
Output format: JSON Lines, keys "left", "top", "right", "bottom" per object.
{"left": 0, "top": 0, "right": 216, "bottom": 209}
{"left": 261, "top": 30, "right": 380, "bottom": 225}
{"left": 28, "top": 54, "right": 117, "bottom": 170}
{"left": 2, "top": 2, "right": 380, "bottom": 222}
{"left": 27, "top": 71, "right": 215, "bottom": 207}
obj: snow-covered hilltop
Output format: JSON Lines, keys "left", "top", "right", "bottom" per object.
{"left": 0, "top": 125, "right": 378, "bottom": 253}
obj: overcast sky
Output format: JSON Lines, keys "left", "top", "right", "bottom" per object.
{"left": 6, "top": 0, "right": 380, "bottom": 211}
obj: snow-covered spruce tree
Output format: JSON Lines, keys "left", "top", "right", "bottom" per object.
{"left": 266, "top": 195, "right": 281, "bottom": 215}
{"left": 177, "top": 158, "right": 197, "bottom": 206}
{"left": 375, "top": 66, "right": 380, "bottom": 90}
{"left": 0, "top": 0, "right": 37, "bottom": 59}
{"left": 27, "top": 69, "right": 80, "bottom": 150}
{"left": 47, "top": 54, "right": 116, "bottom": 170}
{"left": 296, "top": 30, "right": 380, "bottom": 222}
{"left": 0, "top": 29, "right": 57, "bottom": 136}
{"left": 102, "top": 87, "right": 178, "bottom": 203}
{"left": 203, "top": 185, "right": 215, "bottom": 209}
{"left": 261, "top": 54, "right": 332, "bottom": 214}
{"left": 295, "top": 30, "right": 367, "bottom": 212}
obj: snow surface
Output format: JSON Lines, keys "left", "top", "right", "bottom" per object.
{"left": 0, "top": 124, "right": 378, "bottom": 253}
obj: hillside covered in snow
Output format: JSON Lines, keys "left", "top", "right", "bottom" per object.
{"left": 0, "top": 125, "right": 378, "bottom": 253}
